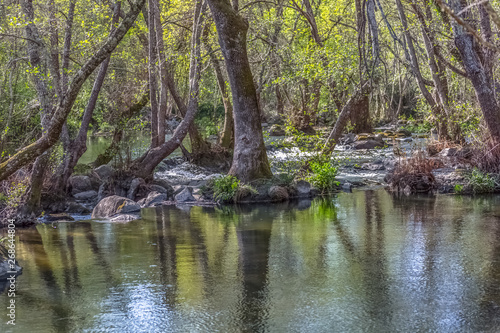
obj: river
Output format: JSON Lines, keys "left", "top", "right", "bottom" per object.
{"left": 1, "top": 189, "right": 500, "bottom": 332}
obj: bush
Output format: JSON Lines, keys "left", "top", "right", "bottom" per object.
{"left": 213, "top": 175, "right": 240, "bottom": 202}
{"left": 466, "top": 168, "right": 496, "bottom": 194}
{"left": 306, "top": 157, "right": 339, "bottom": 193}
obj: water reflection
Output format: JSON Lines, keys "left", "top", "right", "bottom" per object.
{"left": 2, "top": 190, "right": 500, "bottom": 332}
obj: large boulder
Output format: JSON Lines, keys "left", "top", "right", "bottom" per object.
{"left": 92, "top": 195, "right": 141, "bottom": 218}
{"left": 70, "top": 175, "right": 92, "bottom": 194}
{"left": 94, "top": 164, "right": 115, "bottom": 180}
{"left": 175, "top": 187, "right": 196, "bottom": 202}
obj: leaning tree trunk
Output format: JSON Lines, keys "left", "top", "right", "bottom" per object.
{"left": 56, "top": 2, "right": 121, "bottom": 191}
{"left": 128, "top": 0, "right": 207, "bottom": 178}
{"left": 322, "top": 83, "right": 370, "bottom": 154}
{"left": 207, "top": 0, "right": 272, "bottom": 182}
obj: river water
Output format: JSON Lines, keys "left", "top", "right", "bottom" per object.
{"left": 1, "top": 190, "right": 500, "bottom": 332}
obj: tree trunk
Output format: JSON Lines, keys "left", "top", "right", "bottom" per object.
{"left": 450, "top": 0, "right": 500, "bottom": 142}
{"left": 0, "top": 0, "right": 147, "bottom": 181}
{"left": 322, "top": 83, "right": 370, "bottom": 154}
{"left": 92, "top": 92, "right": 149, "bottom": 167}
{"left": 128, "top": 0, "right": 207, "bottom": 178}
{"left": 207, "top": 0, "right": 272, "bottom": 182}
{"left": 55, "top": 2, "right": 121, "bottom": 191}
{"left": 148, "top": 0, "right": 159, "bottom": 148}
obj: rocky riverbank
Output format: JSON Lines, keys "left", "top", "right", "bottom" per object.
{"left": 39, "top": 127, "right": 474, "bottom": 223}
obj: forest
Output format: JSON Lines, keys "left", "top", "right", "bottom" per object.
{"left": 1, "top": 0, "right": 500, "bottom": 224}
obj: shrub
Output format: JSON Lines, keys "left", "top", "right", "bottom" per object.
{"left": 306, "top": 156, "right": 339, "bottom": 193}
{"left": 213, "top": 175, "right": 240, "bottom": 202}
{"left": 454, "top": 184, "right": 464, "bottom": 194}
{"left": 388, "top": 150, "right": 443, "bottom": 194}
{"left": 466, "top": 168, "right": 496, "bottom": 194}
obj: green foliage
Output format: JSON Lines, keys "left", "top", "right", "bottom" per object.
{"left": 213, "top": 175, "right": 240, "bottom": 202}
{"left": 195, "top": 102, "right": 225, "bottom": 138}
{"left": 466, "top": 168, "right": 496, "bottom": 194}
{"left": 454, "top": 184, "right": 464, "bottom": 194}
{"left": 306, "top": 156, "right": 339, "bottom": 193}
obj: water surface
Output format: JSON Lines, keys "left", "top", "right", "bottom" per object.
{"left": 2, "top": 190, "right": 500, "bottom": 332}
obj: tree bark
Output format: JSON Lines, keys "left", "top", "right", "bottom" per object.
{"left": 55, "top": 2, "right": 121, "bottom": 191}
{"left": 148, "top": 0, "right": 159, "bottom": 148}
{"left": 448, "top": 0, "right": 500, "bottom": 142}
{"left": 322, "top": 83, "right": 370, "bottom": 154}
{"left": 0, "top": 0, "right": 147, "bottom": 181}
{"left": 128, "top": 0, "right": 207, "bottom": 178}
{"left": 207, "top": 0, "right": 272, "bottom": 182}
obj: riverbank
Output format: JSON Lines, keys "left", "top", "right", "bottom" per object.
{"left": 33, "top": 126, "right": 483, "bottom": 224}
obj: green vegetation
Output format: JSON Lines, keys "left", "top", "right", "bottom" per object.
{"left": 306, "top": 157, "right": 340, "bottom": 193}
{"left": 466, "top": 168, "right": 496, "bottom": 194}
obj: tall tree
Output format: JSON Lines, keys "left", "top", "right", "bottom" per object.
{"left": 206, "top": 0, "right": 272, "bottom": 182}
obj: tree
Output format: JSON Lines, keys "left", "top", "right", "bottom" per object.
{"left": 0, "top": 0, "right": 147, "bottom": 182}
{"left": 206, "top": 0, "right": 272, "bottom": 182}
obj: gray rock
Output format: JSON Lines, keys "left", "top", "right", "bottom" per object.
{"left": 0, "top": 258, "right": 22, "bottom": 279}
{"left": 144, "top": 191, "right": 167, "bottom": 207}
{"left": 70, "top": 175, "right": 92, "bottom": 194}
{"left": 360, "top": 163, "right": 385, "bottom": 171}
{"left": 66, "top": 202, "right": 91, "bottom": 214}
{"left": 342, "top": 182, "right": 353, "bottom": 191}
{"left": 92, "top": 195, "right": 141, "bottom": 218}
{"left": 94, "top": 164, "right": 114, "bottom": 180}
{"left": 269, "top": 124, "right": 286, "bottom": 136}
{"left": 268, "top": 186, "right": 289, "bottom": 201}
{"left": 295, "top": 180, "right": 311, "bottom": 197}
{"left": 109, "top": 214, "right": 140, "bottom": 222}
{"left": 439, "top": 147, "right": 458, "bottom": 157}
{"left": 74, "top": 190, "right": 98, "bottom": 201}
{"left": 149, "top": 184, "right": 169, "bottom": 194}
{"left": 45, "top": 213, "right": 75, "bottom": 222}
{"left": 352, "top": 139, "right": 385, "bottom": 150}
{"left": 127, "top": 178, "right": 145, "bottom": 200}
{"left": 175, "top": 187, "right": 196, "bottom": 202}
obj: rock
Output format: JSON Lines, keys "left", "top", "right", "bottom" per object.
{"left": 0, "top": 256, "right": 22, "bottom": 279}
{"left": 172, "top": 185, "right": 185, "bottom": 196}
{"left": 295, "top": 180, "right": 311, "bottom": 197}
{"left": 269, "top": 124, "right": 286, "bottom": 136}
{"left": 149, "top": 184, "right": 169, "bottom": 194}
{"left": 45, "top": 213, "right": 75, "bottom": 222}
{"left": 66, "top": 202, "right": 91, "bottom": 214}
{"left": 360, "top": 163, "right": 385, "bottom": 171}
{"left": 439, "top": 147, "right": 458, "bottom": 157}
{"left": 175, "top": 187, "right": 196, "bottom": 202}
{"left": 94, "top": 164, "right": 114, "bottom": 180}
{"left": 73, "top": 190, "right": 98, "bottom": 201}
{"left": 342, "top": 182, "right": 352, "bottom": 191}
{"left": 396, "top": 129, "right": 412, "bottom": 137}
{"left": 70, "top": 175, "right": 92, "bottom": 194}
{"left": 396, "top": 137, "right": 413, "bottom": 142}
{"left": 341, "top": 133, "right": 357, "bottom": 145}
{"left": 352, "top": 139, "right": 385, "bottom": 149}
{"left": 92, "top": 195, "right": 141, "bottom": 218}
{"left": 355, "top": 133, "right": 374, "bottom": 141}
{"left": 109, "top": 214, "right": 140, "bottom": 222}
{"left": 268, "top": 186, "right": 289, "bottom": 202}
{"left": 127, "top": 178, "right": 145, "bottom": 200}
{"left": 143, "top": 191, "right": 167, "bottom": 207}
